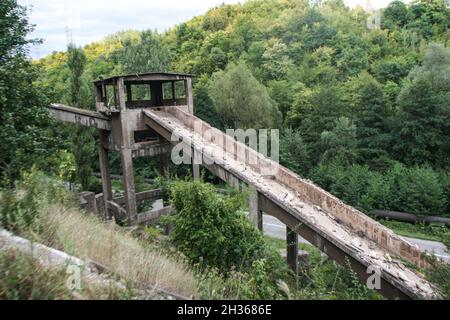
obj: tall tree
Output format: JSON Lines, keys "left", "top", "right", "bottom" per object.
{"left": 111, "top": 30, "right": 172, "bottom": 74}
{"left": 279, "top": 128, "right": 310, "bottom": 176}
{"left": 208, "top": 61, "right": 281, "bottom": 129}
{"left": 320, "top": 117, "right": 359, "bottom": 166}
{"left": 66, "top": 44, "right": 95, "bottom": 190}
{"left": 0, "top": 0, "right": 56, "bottom": 183}
{"left": 288, "top": 84, "right": 346, "bottom": 163}
{"left": 343, "top": 72, "right": 391, "bottom": 162}
{"left": 393, "top": 43, "right": 450, "bottom": 168}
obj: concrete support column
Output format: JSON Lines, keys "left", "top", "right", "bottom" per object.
{"left": 98, "top": 131, "right": 112, "bottom": 219}
{"left": 257, "top": 210, "right": 263, "bottom": 231}
{"left": 192, "top": 164, "right": 200, "bottom": 180}
{"left": 287, "top": 226, "right": 298, "bottom": 274}
{"left": 120, "top": 148, "right": 137, "bottom": 225}
{"left": 159, "top": 152, "right": 169, "bottom": 176}
{"left": 248, "top": 186, "right": 263, "bottom": 231}
{"left": 186, "top": 77, "right": 194, "bottom": 114}
{"left": 192, "top": 148, "right": 201, "bottom": 180}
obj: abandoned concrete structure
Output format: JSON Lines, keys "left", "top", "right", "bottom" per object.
{"left": 49, "top": 72, "right": 439, "bottom": 300}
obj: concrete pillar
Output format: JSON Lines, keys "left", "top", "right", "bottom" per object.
{"left": 120, "top": 148, "right": 137, "bottom": 225}
{"left": 186, "top": 78, "right": 194, "bottom": 114}
{"left": 79, "top": 191, "right": 97, "bottom": 214}
{"left": 248, "top": 186, "right": 263, "bottom": 231}
{"left": 257, "top": 210, "right": 263, "bottom": 231}
{"left": 192, "top": 148, "right": 201, "bottom": 180}
{"left": 159, "top": 152, "right": 169, "bottom": 176}
{"left": 192, "top": 164, "right": 200, "bottom": 180}
{"left": 98, "top": 131, "right": 112, "bottom": 219}
{"left": 115, "top": 77, "right": 138, "bottom": 225}
{"left": 287, "top": 226, "right": 298, "bottom": 274}
{"left": 95, "top": 193, "right": 106, "bottom": 219}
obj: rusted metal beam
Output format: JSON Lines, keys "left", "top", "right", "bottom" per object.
{"left": 49, "top": 103, "right": 111, "bottom": 130}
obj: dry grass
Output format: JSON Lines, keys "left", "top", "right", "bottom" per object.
{"left": 40, "top": 204, "right": 198, "bottom": 298}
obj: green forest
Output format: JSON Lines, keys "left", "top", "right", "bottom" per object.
{"left": 2, "top": 0, "right": 449, "bottom": 218}
{"left": 0, "top": 0, "right": 450, "bottom": 300}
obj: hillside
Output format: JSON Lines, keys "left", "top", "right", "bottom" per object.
{"left": 1, "top": 0, "right": 450, "bottom": 301}
{"left": 34, "top": 0, "right": 450, "bottom": 218}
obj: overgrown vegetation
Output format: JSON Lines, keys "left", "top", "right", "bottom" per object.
{"left": 1, "top": 0, "right": 449, "bottom": 300}
{"left": 0, "top": 249, "right": 138, "bottom": 300}
{"left": 0, "top": 250, "right": 73, "bottom": 300}
{"left": 1, "top": 170, "right": 385, "bottom": 300}
{"left": 0, "top": 170, "right": 199, "bottom": 298}
{"left": 162, "top": 178, "right": 384, "bottom": 300}
{"left": 426, "top": 260, "right": 450, "bottom": 299}
{"left": 310, "top": 162, "right": 449, "bottom": 216}
{"left": 165, "top": 179, "right": 289, "bottom": 299}
{"left": 264, "top": 237, "right": 382, "bottom": 300}
{"left": 21, "top": 0, "right": 449, "bottom": 219}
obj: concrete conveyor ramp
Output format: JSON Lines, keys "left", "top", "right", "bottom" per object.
{"left": 143, "top": 106, "right": 439, "bottom": 300}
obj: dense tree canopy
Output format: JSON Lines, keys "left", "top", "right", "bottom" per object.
{"left": 208, "top": 61, "right": 281, "bottom": 129}
{"left": 2, "top": 0, "right": 449, "bottom": 216}
{"left": 394, "top": 44, "right": 450, "bottom": 168}
{"left": 0, "top": 0, "right": 57, "bottom": 182}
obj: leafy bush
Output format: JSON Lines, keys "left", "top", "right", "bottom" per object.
{"left": 280, "top": 128, "right": 311, "bottom": 176}
{"left": 166, "top": 179, "right": 289, "bottom": 299}
{"left": 369, "top": 163, "right": 447, "bottom": 215}
{"left": 0, "top": 168, "right": 75, "bottom": 239}
{"left": 87, "top": 176, "right": 103, "bottom": 194}
{"left": 437, "top": 170, "right": 450, "bottom": 216}
{"left": 168, "top": 180, "right": 279, "bottom": 270}
{"left": 295, "top": 245, "right": 381, "bottom": 300}
{"left": 197, "top": 256, "right": 287, "bottom": 300}
{"left": 426, "top": 260, "right": 450, "bottom": 300}
{"left": 327, "top": 164, "right": 374, "bottom": 213}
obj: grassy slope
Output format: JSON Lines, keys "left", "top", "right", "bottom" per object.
{"left": 38, "top": 203, "right": 198, "bottom": 298}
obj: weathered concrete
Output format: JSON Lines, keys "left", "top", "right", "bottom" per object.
{"left": 248, "top": 185, "right": 262, "bottom": 231}
{"left": 107, "top": 200, "right": 127, "bottom": 221}
{"left": 95, "top": 193, "right": 106, "bottom": 219}
{"left": 142, "top": 106, "right": 438, "bottom": 300}
{"left": 286, "top": 226, "right": 298, "bottom": 274}
{"left": 120, "top": 148, "right": 138, "bottom": 224}
{"left": 98, "top": 130, "right": 113, "bottom": 218}
{"left": 113, "top": 189, "right": 163, "bottom": 206}
{"left": 49, "top": 72, "right": 440, "bottom": 300}
{"left": 79, "top": 191, "right": 97, "bottom": 214}
{"left": 49, "top": 103, "right": 111, "bottom": 130}
{"left": 50, "top": 73, "right": 195, "bottom": 226}
{"left": 137, "top": 206, "right": 173, "bottom": 226}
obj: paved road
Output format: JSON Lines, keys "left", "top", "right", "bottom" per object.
{"left": 262, "top": 214, "right": 450, "bottom": 263}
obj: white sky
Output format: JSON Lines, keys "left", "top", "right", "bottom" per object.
{"left": 18, "top": 0, "right": 397, "bottom": 59}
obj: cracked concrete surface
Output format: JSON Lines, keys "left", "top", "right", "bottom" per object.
{"left": 143, "top": 107, "right": 439, "bottom": 300}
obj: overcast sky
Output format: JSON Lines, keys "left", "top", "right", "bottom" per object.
{"left": 18, "top": 0, "right": 396, "bottom": 59}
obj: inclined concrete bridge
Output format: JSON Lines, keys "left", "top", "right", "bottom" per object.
{"left": 48, "top": 72, "right": 441, "bottom": 300}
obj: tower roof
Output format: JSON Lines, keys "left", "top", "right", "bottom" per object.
{"left": 94, "top": 72, "right": 194, "bottom": 85}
